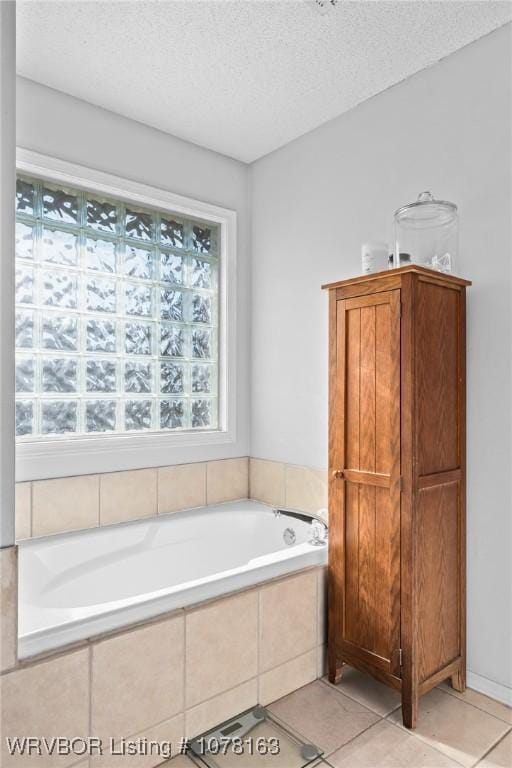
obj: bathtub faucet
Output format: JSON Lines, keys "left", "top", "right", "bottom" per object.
{"left": 272, "top": 507, "right": 328, "bottom": 544}
{"left": 309, "top": 519, "right": 327, "bottom": 546}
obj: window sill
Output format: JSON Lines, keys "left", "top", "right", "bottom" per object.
{"left": 16, "top": 426, "right": 237, "bottom": 481}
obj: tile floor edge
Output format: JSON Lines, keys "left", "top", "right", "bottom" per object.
{"left": 436, "top": 682, "right": 512, "bottom": 725}
{"left": 317, "top": 676, "right": 402, "bottom": 716}
{"left": 474, "top": 727, "right": 512, "bottom": 767}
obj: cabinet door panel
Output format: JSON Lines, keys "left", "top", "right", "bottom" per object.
{"left": 345, "top": 308, "right": 361, "bottom": 470}
{"left": 416, "top": 283, "right": 460, "bottom": 475}
{"left": 344, "top": 482, "right": 360, "bottom": 646}
{"left": 359, "top": 307, "right": 376, "bottom": 471}
{"left": 332, "top": 290, "right": 401, "bottom": 676}
{"left": 417, "top": 481, "right": 461, "bottom": 682}
{"left": 374, "top": 486, "right": 400, "bottom": 661}
{"left": 375, "top": 302, "right": 393, "bottom": 473}
{"left": 357, "top": 483, "right": 377, "bottom": 650}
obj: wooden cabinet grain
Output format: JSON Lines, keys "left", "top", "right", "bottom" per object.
{"left": 323, "top": 266, "right": 471, "bottom": 728}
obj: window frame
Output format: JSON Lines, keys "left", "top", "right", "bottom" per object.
{"left": 16, "top": 148, "right": 237, "bottom": 481}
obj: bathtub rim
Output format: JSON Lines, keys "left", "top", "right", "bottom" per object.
{"left": 17, "top": 497, "right": 327, "bottom": 546}
{"left": 18, "top": 499, "right": 328, "bottom": 660}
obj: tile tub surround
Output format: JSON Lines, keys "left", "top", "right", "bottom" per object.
{"left": 0, "top": 648, "right": 90, "bottom": 768}
{"left": 0, "top": 546, "right": 17, "bottom": 672}
{"left": 158, "top": 462, "right": 207, "bottom": 514}
{"left": 14, "top": 483, "right": 31, "bottom": 540}
{"left": 91, "top": 616, "right": 185, "bottom": 746}
{"left": 15, "top": 457, "right": 250, "bottom": 541}
{"left": 2, "top": 564, "right": 511, "bottom": 767}
{"left": 14, "top": 456, "right": 327, "bottom": 541}
{"left": 0, "top": 567, "right": 326, "bottom": 766}
{"left": 33, "top": 474, "right": 100, "bottom": 537}
{"left": 249, "top": 458, "right": 328, "bottom": 517}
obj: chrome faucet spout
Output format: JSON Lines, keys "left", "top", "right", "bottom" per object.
{"left": 309, "top": 519, "right": 327, "bottom": 546}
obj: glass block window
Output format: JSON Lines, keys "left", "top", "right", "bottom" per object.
{"left": 15, "top": 175, "right": 219, "bottom": 438}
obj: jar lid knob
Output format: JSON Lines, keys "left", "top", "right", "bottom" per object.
{"left": 417, "top": 191, "right": 435, "bottom": 202}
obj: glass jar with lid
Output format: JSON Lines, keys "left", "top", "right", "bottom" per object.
{"left": 394, "top": 191, "right": 458, "bottom": 273}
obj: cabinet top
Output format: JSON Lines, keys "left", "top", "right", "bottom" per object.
{"left": 322, "top": 265, "right": 472, "bottom": 291}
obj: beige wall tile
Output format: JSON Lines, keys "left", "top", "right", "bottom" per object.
{"left": 259, "top": 649, "right": 317, "bottom": 706}
{"left": 92, "top": 615, "right": 184, "bottom": 744}
{"left": 317, "top": 645, "right": 327, "bottom": 679}
{"left": 285, "top": 465, "right": 327, "bottom": 515}
{"left": 317, "top": 567, "right": 327, "bottom": 646}
{"left": 206, "top": 458, "right": 249, "bottom": 505}
{"left": 158, "top": 463, "right": 206, "bottom": 514}
{"left": 91, "top": 714, "right": 184, "bottom": 767}
{"left": 186, "top": 591, "right": 258, "bottom": 707}
{"left": 0, "top": 546, "right": 17, "bottom": 672}
{"left": 186, "top": 679, "right": 257, "bottom": 738}
{"left": 259, "top": 571, "right": 317, "bottom": 672}
{"left": 100, "top": 469, "right": 156, "bottom": 526}
{"left": 0, "top": 649, "right": 89, "bottom": 768}
{"left": 33, "top": 475, "right": 99, "bottom": 537}
{"left": 249, "top": 458, "right": 285, "bottom": 507}
{"left": 15, "top": 482, "right": 31, "bottom": 540}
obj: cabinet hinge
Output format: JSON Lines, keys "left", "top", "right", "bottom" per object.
{"left": 399, "top": 302, "right": 402, "bottom": 318}
{"left": 398, "top": 648, "right": 403, "bottom": 667}
{"left": 399, "top": 476, "right": 403, "bottom": 492}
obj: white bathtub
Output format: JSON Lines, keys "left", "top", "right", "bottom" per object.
{"left": 18, "top": 500, "right": 327, "bottom": 659}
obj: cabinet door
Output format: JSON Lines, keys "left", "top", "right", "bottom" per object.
{"left": 330, "top": 289, "right": 401, "bottom": 677}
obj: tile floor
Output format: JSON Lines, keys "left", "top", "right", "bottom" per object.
{"left": 170, "top": 667, "right": 511, "bottom": 768}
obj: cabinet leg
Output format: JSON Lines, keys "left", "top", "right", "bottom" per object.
{"left": 451, "top": 666, "right": 466, "bottom": 693}
{"left": 327, "top": 650, "right": 344, "bottom": 685}
{"left": 402, "top": 690, "right": 418, "bottom": 729}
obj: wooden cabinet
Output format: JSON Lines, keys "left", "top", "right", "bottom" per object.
{"left": 323, "top": 266, "right": 471, "bottom": 728}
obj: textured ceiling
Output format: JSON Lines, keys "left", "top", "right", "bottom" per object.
{"left": 16, "top": 1, "right": 512, "bottom": 163}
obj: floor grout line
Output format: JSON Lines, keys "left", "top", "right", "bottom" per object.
{"left": 437, "top": 683, "right": 512, "bottom": 726}
{"left": 164, "top": 676, "right": 510, "bottom": 766}
{"left": 472, "top": 725, "right": 512, "bottom": 767}
{"left": 162, "top": 685, "right": 511, "bottom": 767}
{"left": 322, "top": 718, "right": 385, "bottom": 759}
{"left": 271, "top": 677, "right": 502, "bottom": 767}
{"left": 320, "top": 672, "right": 512, "bottom": 730}
{"left": 264, "top": 703, "right": 322, "bottom": 752}
{"left": 317, "top": 674, "right": 401, "bottom": 718}
{"left": 383, "top": 716, "right": 468, "bottom": 767}
{"left": 267, "top": 681, "right": 385, "bottom": 759}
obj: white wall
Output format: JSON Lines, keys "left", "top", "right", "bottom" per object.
{"left": 0, "top": 2, "right": 16, "bottom": 547}
{"left": 250, "top": 26, "right": 512, "bottom": 697}
{"left": 16, "top": 76, "right": 250, "bottom": 475}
